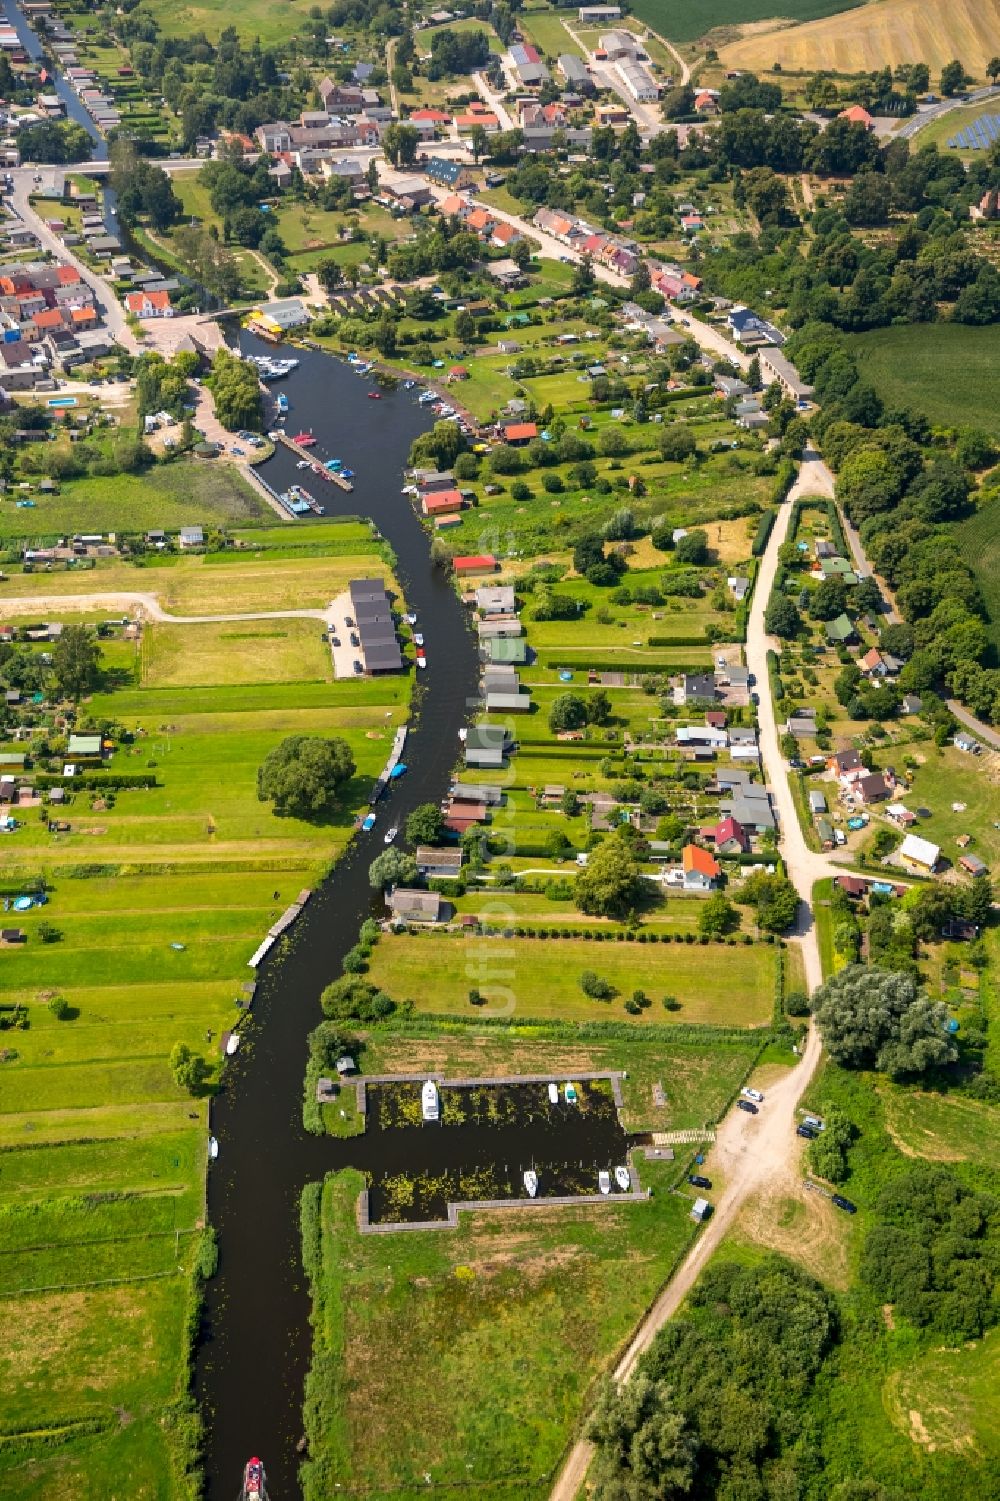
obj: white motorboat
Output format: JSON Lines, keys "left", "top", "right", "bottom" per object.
{"left": 523, "top": 1169, "right": 538, "bottom": 1198}
{"left": 416, "top": 657, "right": 427, "bottom": 670}
{"left": 226, "top": 1033, "right": 241, "bottom": 1056}
{"left": 547, "top": 1082, "right": 559, "bottom": 1104}
{"left": 564, "top": 1081, "right": 578, "bottom": 1104}
{"left": 384, "top": 826, "right": 398, "bottom": 844}
{"left": 405, "top": 612, "right": 417, "bottom": 624}
{"left": 208, "top": 1136, "right": 219, "bottom": 1160}
{"left": 615, "top": 1165, "right": 630, "bottom": 1192}
{"left": 598, "top": 1170, "right": 611, "bottom": 1195}
{"left": 421, "top": 1079, "right": 440, "bottom": 1122}
{"left": 458, "top": 727, "right": 468, "bottom": 741}
{"left": 413, "top": 632, "right": 424, "bottom": 646}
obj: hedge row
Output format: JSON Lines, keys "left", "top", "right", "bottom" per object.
{"left": 646, "top": 633, "right": 713, "bottom": 647}
{"left": 771, "top": 459, "right": 798, "bottom": 505}
{"left": 34, "top": 772, "right": 158, "bottom": 791}
{"left": 751, "top": 509, "right": 775, "bottom": 557}
{"left": 540, "top": 658, "right": 708, "bottom": 674}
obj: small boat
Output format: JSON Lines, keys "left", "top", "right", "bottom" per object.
{"left": 404, "top": 612, "right": 417, "bottom": 625}
{"left": 421, "top": 1079, "right": 440, "bottom": 1122}
{"left": 367, "top": 390, "right": 381, "bottom": 400}
{"left": 564, "top": 1082, "right": 578, "bottom": 1104}
{"left": 416, "top": 657, "right": 427, "bottom": 670}
{"left": 458, "top": 727, "right": 467, "bottom": 741}
{"left": 361, "top": 812, "right": 376, "bottom": 832}
{"left": 276, "top": 394, "right": 289, "bottom": 413}
{"left": 615, "top": 1165, "right": 630, "bottom": 1192}
{"left": 170, "top": 942, "right": 186, "bottom": 951}
{"left": 293, "top": 432, "right": 316, "bottom": 446}
{"left": 208, "top": 1136, "right": 219, "bottom": 1160}
{"left": 548, "top": 1082, "right": 559, "bottom": 1105}
{"left": 413, "top": 632, "right": 424, "bottom": 646}
{"left": 524, "top": 1169, "right": 538, "bottom": 1198}
{"left": 226, "top": 1034, "right": 240, "bottom": 1056}
{"left": 599, "top": 1170, "right": 611, "bottom": 1195}
{"left": 389, "top": 763, "right": 407, "bottom": 780}
{"left": 384, "top": 826, "right": 398, "bottom": 844}
{"left": 242, "top": 1456, "right": 267, "bottom": 1500}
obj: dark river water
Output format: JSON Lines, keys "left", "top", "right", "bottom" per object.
{"left": 195, "top": 342, "right": 631, "bottom": 1500}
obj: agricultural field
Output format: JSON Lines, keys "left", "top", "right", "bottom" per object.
{"left": 0, "top": 461, "right": 272, "bottom": 541}
{"left": 628, "top": 0, "right": 863, "bottom": 47}
{"left": 849, "top": 324, "right": 1000, "bottom": 437}
{"left": 363, "top": 930, "right": 779, "bottom": 1026}
{"left": 0, "top": 538, "right": 409, "bottom": 1494}
{"left": 304, "top": 1163, "right": 697, "bottom": 1499}
{"left": 719, "top": 0, "right": 1000, "bottom": 78}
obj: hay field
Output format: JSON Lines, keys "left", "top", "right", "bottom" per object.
{"left": 721, "top": 0, "right": 1000, "bottom": 78}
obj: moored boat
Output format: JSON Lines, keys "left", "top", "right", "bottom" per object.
{"left": 361, "top": 812, "right": 376, "bottom": 832}
{"left": 384, "top": 826, "right": 398, "bottom": 844}
{"left": 564, "top": 1081, "right": 578, "bottom": 1104}
{"left": 523, "top": 1169, "right": 538, "bottom": 1198}
{"left": 421, "top": 1079, "right": 440, "bottom": 1122}
{"left": 615, "top": 1165, "right": 630, "bottom": 1192}
{"left": 598, "top": 1170, "right": 611, "bottom": 1195}
{"left": 547, "top": 1082, "right": 559, "bottom": 1104}
{"left": 242, "top": 1456, "right": 267, "bottom": 1500}
{"left": 226, "top": 1033, "right": 240, "bottom": 1056}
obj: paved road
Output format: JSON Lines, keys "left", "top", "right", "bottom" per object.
{"left": 549, "top": 457, "right": 835, "bottom": 1501}
{"left": 8, "top": 175, "right": 139, "bottom": 351}
{"left": 946, "top": 700, "right": 1000, "bottom": 751}
{"left": 472, "top": 69, "right": 515, "bottom": 131}
{"left": 837, "top": 499, "right": 901, "bottom": 624}
{"left": 895, "top": 84, "right": 999, "bottom": 140}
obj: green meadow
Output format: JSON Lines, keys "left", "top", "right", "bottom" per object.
{"left": 0, "top": 538, "right": 409, "bottom": 1496}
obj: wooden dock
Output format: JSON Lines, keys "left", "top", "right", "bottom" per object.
{"left": 274, "top": 433, "right": 354, "bottom": 490}
{"left": 247, "top": 887, "right": 313, "bottom": 968}
{"left": 369, "top": 725, "right": 408, "bottom": 805}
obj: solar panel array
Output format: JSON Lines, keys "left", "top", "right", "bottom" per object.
{"left": 947, "top": 113, "right": 1000, "bottom": 149}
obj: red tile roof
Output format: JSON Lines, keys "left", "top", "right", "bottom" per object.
{"left": 503, "top": 422, "right": 538, "bottom": 441}
{"left": 454, "top": 555, "right": 498, "bottom": 573}
{"left": 682, "top": 844, "right": 721, "bottom": 877}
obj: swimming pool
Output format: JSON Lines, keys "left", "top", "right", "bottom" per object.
{"left": 47, "top": 396, "right": 78, "bottom": 408}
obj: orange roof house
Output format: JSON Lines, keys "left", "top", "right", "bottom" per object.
{"left": 502, "top": 421, "right": 538, "bottom": 445}
{"left": 682, "top": 843, "right": 721, "bottom": 887}
{"left": 492, "top": 222, "right": 521, "bottom": 247}
{"left": 422, "top": 489, "right": 465, "bottom": 515}
{"left": 439, "top": 193, "right": 466, "bottom": 216}
{"left": 410, "top": 107, "right": 451, "bottom": 123}
{"left": 465, "top": 207, "right": 494, "bottom": 234}
{"left": 694, "top": 91, "right": 718, "bottom": 113}
{"left": 33, "top": 307, "right": 65, "bottom": 331}
{"left": 839, "top": 104, "right": 874, "bottom": 129}
{"left": 454, "top": 554, "right": 498, "bottom": 574}
{"left": 70, "top": 306, "right": 97, "bottom": 326}
{"left": 55, "top": 265, "right": 81, "bottom": 285}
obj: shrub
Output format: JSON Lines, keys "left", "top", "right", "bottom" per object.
{"left": 48, "top": 995, "right": 71, "bottom": 1020}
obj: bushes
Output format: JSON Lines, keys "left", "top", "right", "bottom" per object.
{"left": 751, "top": 508, "right": 776, "bottom": 557}
{"left": 35, "top": 772, "right": 158, "bottom": 790}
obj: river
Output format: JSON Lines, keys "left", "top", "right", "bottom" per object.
{"left": 194, "top": 341, "right": 473, "bottom": 1501}
{"left": 2, "top": 0, "right": 107, "bottom": 158}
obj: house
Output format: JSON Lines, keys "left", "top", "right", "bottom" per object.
{"left": 857, "top": 772, "right": 890, "bottom": 805}
{"left": 816, "top": 818, "right": 835, "bottom": 850}
{"left": 757, "top": 346, "right": 813, "bottom": 402}
{"left": 387, "top": 887, "right": 445, "bottom": 923}
{"left": 486, "top": 636, "right": 528, "bottom": 664}
{"left": 786, "top": 714, "right": 817, "bottom": 738}
{"left": 424, "top": 157, "right": 476, "bottom": 190}
{"left": 477, "top": 585, "right": 516, "bottom": 615}
{"left": 971, "top": 188, "right": 1000, "bottom": 222}
{"left": 901, "top": 695, "right": 923, "bottom": 716}
{"left": 727, "top": 305, "right": 784, "bottom": 347}
{"left": 451, "top": 781, "right": 504, "bottom": 806}
{"left": 839, "top": 104, "right": 874, "bottom": 130}
{"left": 558, "top": 54, "right": 595, "bottom": 93}
{"left": 729, "top": 727, "right": 759, "bottom": 762}
{"left": 617, "top": 59, "right": 659, "bottom": 102}
{"left": 836, "top": 875, "right": 868, "bottom": 900}
{"left": 954, "top": 733, "right": 980, "bottom": 754}
{"left": 491, "top": 221, "right": 522, "bottom": 250}
{"left": 808, "top": 790, "right": 827, "bottom": 815}
{"left": 579, "top": 4, "right": 621, "bottom": 18}
{"left": 705, "top": 816, "right": 748, "bottom": 855}
{"left": 860, "top": 646, "right": 888, "bottom": 676}
{"left": 412, "top": 469, "right": 455, "bottom": 493}
{"left": 959, "top": 853, "right": 988, "bottom": 877}
{"left": 415, "top": 846, "right": 464, "bottom": 879}
{"left": 67, "top": 733, "right": 102, "bottom": 757}
{"left": 887, "top": 804, "right": 916, "bottom": 827}
{"left": 829, "top": 748, "right": 863, "bottom": 778}
{"left": 421, "top": 488, "right": 464, "bottom": 517}
{"left": 510, "top": 42, "right": 549, "bottom": 87}
{"left": 125, "top": 289, "right": 172, "bottom": 319}
{"left": 727, "top": 575, "right": 750, "bottom": 602}
{"left": 179, "top": 526, "right": 204, "bottom": 548}
{"left": 454, "top": 555, "right": 498, "bottom": 576}
{"left": 899, "top": 833, "right": 940, "bottom": 873}
{"left": 465, "top": 724, "right": 508, "bottom": 768}
{"left": 676, "top": 724, "right": 728, "bottom": 749}
{"left": 682, "top": 843, "right": 720, "bottom": 890}
{"left": 682, "top": 673, "right": 717, "bottom": 704}
{"left": 502, "top": 421, "right": 537, "bottom": 446}
{"left": 825, "top": 614, "right": 856, "bottom": 645}
{"left": 690, "top": 1196, "right": 711, "bottom": 1223}
{"left": 600, "top": 29, "right": 642, "bottom": 58}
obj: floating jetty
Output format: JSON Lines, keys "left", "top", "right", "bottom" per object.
{"left": 370, "top": 726, "right": 408, "bottom": 805}
{"left": 275, "top": 432, "right": 354, "bottom": 490}
{"left": 248, "top": 888, "right": 313, "bottom": 968}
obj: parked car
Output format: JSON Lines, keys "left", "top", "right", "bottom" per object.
{"left": 802, "top": 1115, "right": 824, "bottom": 1131}
{"left": 688, "top": 1174, "right": 711, "bottom": 1190}
{"left": 796, "top": 1124, "right": 819, "bottom": 1140}
{"left": 741, "top": 1087, "right": 764, "bottom": 1103}
{"left": 350, "top": 632, "right": 360, "bottom": 647}
{"left": 331, "top": 636, "right": 340, "bottom": 647}
{"left": 737, "top": 1099, "right": 758, "bottom": 1114}
{"left": 831, "top": 1194, "right": 857, "bottom": 1215}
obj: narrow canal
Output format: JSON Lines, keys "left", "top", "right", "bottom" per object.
{"left": 195, "top": 342, "right": 631, "bottom": 1499}
{"left": 2, "top": 0, "right": 107, "bottom": 158}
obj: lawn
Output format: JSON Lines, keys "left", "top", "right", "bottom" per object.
{"left": 850, "top": 323, "right": 1000, "bottom": 437}
{"left": 518, "top": 8, "right": 583, "bottom": 57}
{"left": 363, "top": 931, "right": 777, "bottom": 1026}
{"left": 875, "top": 742, "right": 1000, "bottom": 871}
{"left": 884, "top": 1327, "right": 1000, "bottom": 1460}
{"left": 0, "top": 461, "right": 273, "bottom": 541}
{"left": 138, "top": 0, "right": 318, "bottom": 41}
{"left": 878, "top": 1083, "right": 1000, "bottom": 1163}
{"left": 142, "top": 618, "right": 333, "bottom": 687}
{"left": 304, "top": 1163, "right": 696, "bottom": 1499}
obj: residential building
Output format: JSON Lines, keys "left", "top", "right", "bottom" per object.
{"left": 579, "top": 4, "right": 621, "bottom": 18}
{"left": 125, "top": 289, "right": 172, "bottom": 319}
{"left": 682, "top": 843, "right": 720, "bottom": 890}
{"left": 424, "top": 157, "right": 476, "bottom": 190}
{"left": 502, "top": 421, "right": 538, "bottom": 446}
{"left": 476, "top": 585, "right": 516, "bottom": 615}
{"left": 510, "top": 42, "right": 549, "bottom": 86}
{"left": 898, "top": 833, "right": 940, "bottom": 873}
{"left": 757, "top": 346, "right": 813, "bottom": 401}
{"left": 454, "top": 554, "right": 498, "bottom": 575}
{"left": 387, "top": 887, "right": 444, "bottom": 922}
{"left": 465, "top": 723, "right": 508, "bottom": 767}
{"left": 727, "top": 305, "right": 784, "bottom": 347}
{"left": 558, "top": 53, "right": 594, "bottom": 92}
{"left": 839, "top": 104, "right": 874, "bottom": 130}
{"left": 414, "top": 846, "right": 464, "bottom": 879}
{"left": 825, "top": 613, "right": 856, "bottom": 644}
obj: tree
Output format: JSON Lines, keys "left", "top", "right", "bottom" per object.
{"left": 207, "top": 348, "right": 263, "bottom": 431}
{"left": 698, "top": 892, "right": 738, "bottom": 938}
{"left": 405, "top": 802, "right": 444, "bottom": 845}
{"left": 469, "top": 123, "right": 488, "bottom": 162}
{"left": 811, "top": 965, "right": 958, "bottom": 1076}
{"left": 658, "top": 426, "right": 696, "bottom": 463}
{"left": 316, "top": 256, "right": 343, "bottom": 292}
{"left": 940, "top": 59, "right": 968, "bottom": 96}
{"left": 735, "top": 870, "right": 800, "bottom": 932}
{"left": 575, "top": 832, "right": 646, "bottom": 919}
{"left": 764, "top": 595, "right": 801, "bottom": 639}
{"left": 588, "top": 689, "right": 612, "bottom": 726}
{"left": 320, "top": 975, "right": 395, "bottom": 1022}
{"left": 170, "top": 1041, "right": 209, "bottom": 1094}
{"left": 257, "top": 735, "right": 355, "bottom": 820}
{"left": 52, "top": 624, "right": 99, "bottom": 700}
{"left": 674, "top": 529, "right": 709, "bottom": 566}
{"left": 453, "top": 309, "right": 475, "bottom": 343}
{"left": 549, "top": 693, "right": 588, "bottom": 733}
{"left": 368, "top": 848, "right": 418, "bottom": 890}
{"left": 382, "top": 122, "right": 419, "bottom": 166}
{"left": 571, "top": 255, "right": 595, "bottom": 295}
{"left": 988, "top": 56, "right": 1000, "bottom": 85}
{"left": 964, "top": 873, "right": 994, "bottom": 929}
{"left": 589, "top": 1374, "right": 697, "bottom": 1501}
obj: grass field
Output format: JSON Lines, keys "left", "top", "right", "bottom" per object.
{"left": 0, "top": 462, "right": 272, "bottom": 541}
{"left": 719, "top": 0, "right": 1000, "bottom": 77}
{"left": 884, "top": 1328, "right": 1000, "bottom": 1459}
{"left": 850, "top": 324, "right": 1000, "bottom": 437}
{"left": 137, "top": 0, "right": 318, "bottom": 41}
{"left": 879, "top": 1084, "right": 1000, "bottom": 1162}
{"left": 518, "top": 8, "right": 584, "bottom": 57}
{"left": 305, "top": 1163, "right": 696, "bottom": 1499}
{"left": 630, "top": 0, "right": 862, "bottom": 46}
{"left": 363, "top": 931, "right": 777, "bottom": 1026}
{"left": 0, "top": 541, "right": 409, "bottom": 1493}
